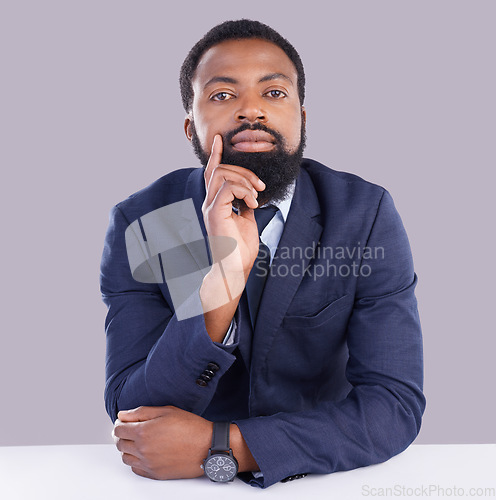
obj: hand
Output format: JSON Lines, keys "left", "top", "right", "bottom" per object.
{"left": 199, "top": 135, "right": 267, "bottom": 340}
{"left": 113, "top": 406, "right": 212, "bottom": 480}
{"left": 202, "top": 134, "right": 266, "bottom": 278}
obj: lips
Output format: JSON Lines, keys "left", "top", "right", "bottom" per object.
{"left": 230, "top": 129, "right": 276, "bottom": 152}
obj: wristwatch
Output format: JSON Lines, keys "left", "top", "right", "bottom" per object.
{"left": 202, "top": 422, "right": 238, "bottom": 482}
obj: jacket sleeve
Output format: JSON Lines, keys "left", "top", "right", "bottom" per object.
{"left": 234, "top": 190, "right": 425, "bottom": 488}
{"left": 100, "top": 204, "right": 239, "bottom": 422}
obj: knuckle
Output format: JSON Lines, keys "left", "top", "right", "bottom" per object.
{"left": 141, "top": 454, "right": 152, "bottom": 470}
{"left": 135, "top": 424, "right": 145, "bottom": 440}
{"left": 138, "top": 442, "right": 149, "bottom": 457}
{"left": 137, "top": 421, "right": 152, "bottom": 441}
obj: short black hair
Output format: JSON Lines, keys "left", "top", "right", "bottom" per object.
{"left": 179, "top": 19, "right": 305, "bottom": 113}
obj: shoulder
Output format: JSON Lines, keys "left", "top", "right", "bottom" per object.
{"left": 301, "top": 158, "right": 389, "bottom": 214}
{"left": 113, "top": 167, "right": 202, "bottom": 223}
{"left": 302, "top": 158, "right": 385, "bottom": 192}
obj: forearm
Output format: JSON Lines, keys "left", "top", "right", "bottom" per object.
{"left": 200, "top": 267, "right": 247, "bottom": 343}
{"left": 105, "top": 291, "right": 239, "bottom": 421}
{"left": 235, "top": 381, "right": 424, "bottom": 488}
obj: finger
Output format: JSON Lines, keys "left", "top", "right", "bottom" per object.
{"left": 131, "top": 466, "right": 156, "bottom": 480}
{"left": 113, "top": 420, "right": 142, "bottom": 440}
{"left": 209, "top": 163, "right": 265, "bottom": 198}
{"left": 111, "top": 419, "right": 121, "bottom": 443}
{"left": 204, "top": 134, "right": 223, "bottom": 188}
{"left": 121, "top": 452, "right": 141, "bottom": 469}
{"left": 211, "top": 181, "right": 259, "bottom": 211}
{"left": 115, "top": 437, "right": 140, "bottom": 458}
{"left": 118, "top": 406, "right": 172, "bottom": 422}
{"left": 238, "top": 204, "right": 257, "bottom": 221}
{"left": 204, "top": 166, "right": 260, "bottom": 208}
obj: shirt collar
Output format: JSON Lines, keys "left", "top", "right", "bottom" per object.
{"left": 259, "top": 181, "right": 295, "bottom": 222}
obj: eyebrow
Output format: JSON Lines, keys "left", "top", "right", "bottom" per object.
{"left": 203, "top": 73, "right": 293, "bottom": 90}
{"left": 203, "top": 76, "right": 237, "bottom": 90}
{"left": 258, "top": 72, "right": 293, "bottom": 84}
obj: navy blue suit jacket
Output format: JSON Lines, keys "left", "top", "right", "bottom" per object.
{"left": 100, "top": 159, "right": 425, "bottom": 488}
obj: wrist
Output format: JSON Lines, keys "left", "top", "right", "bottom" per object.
{"left": 202, "top": 422, "right": 239, "bottom": 482}
{"left": 229, "top": 424, "right": 259, "bottom": 473}
{"left": 200, "top": 268, "right": 244, "bottom": 343}
{"left": 201, "top": 266, "right": 245, "bottom": 306}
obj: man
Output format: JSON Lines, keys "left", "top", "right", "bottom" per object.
{"left": 101, "top": 19, "right": 425, "bottom": 488}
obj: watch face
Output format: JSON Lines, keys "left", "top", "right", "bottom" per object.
{"left": 204, "top": 454, "right": 238, "bottom": 482}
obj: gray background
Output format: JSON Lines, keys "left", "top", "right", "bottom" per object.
{"left": 1, "top": 0, "right": 494, "bottom": 447}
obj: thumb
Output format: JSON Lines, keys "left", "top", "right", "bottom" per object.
{"left": 117, "top": 405, "right": 172, "bottom": 422}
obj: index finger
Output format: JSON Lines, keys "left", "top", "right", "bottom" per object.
{"left": 113, "top": 420, "right": 141, "bottom": 441}
{"left": 204, "top": 134, "right": 223, "bottom": 188}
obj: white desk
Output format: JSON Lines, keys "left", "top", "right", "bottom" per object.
{"left": 0, "top": 444, "right": 494, "bottom": 499}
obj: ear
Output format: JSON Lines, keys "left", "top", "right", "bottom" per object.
{"left": 301, "top": 105, "right": 307, "bottom": 126}
{"left": 184, "top": 114, "right": 193, "bottom": 142}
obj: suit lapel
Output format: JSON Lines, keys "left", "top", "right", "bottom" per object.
{"left": 184, "top": 168, "right": 208, "bottom": 238}
{"left": 251, "top": 167, "right": 323, "bottom": 375}
{"left": 182, "top": 168, "right": 211, "bottom": 267}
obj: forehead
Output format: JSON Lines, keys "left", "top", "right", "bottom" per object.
{"left": 192, "top": 38, "right": 298, "bottom": 88}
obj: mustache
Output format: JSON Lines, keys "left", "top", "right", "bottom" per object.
{"left": 222, "top": 122, "right": 285, "bottom": 148}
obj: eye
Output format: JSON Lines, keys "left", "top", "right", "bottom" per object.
{"left": 265, "top": 89, "right": 287, "bottom": 99}
{"left": 211, "top": 92, "right": 235, "bottom": 101}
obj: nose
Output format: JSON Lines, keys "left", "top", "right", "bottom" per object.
{"left": 235, "top": 93, "right": 267, "bottom": 123}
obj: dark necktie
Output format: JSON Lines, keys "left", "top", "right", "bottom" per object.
{"left": 245, "top": 205, "right": 278, "bottom": 328}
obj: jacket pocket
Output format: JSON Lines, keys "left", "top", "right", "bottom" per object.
{"left": 283, "top": 293, "right": 354, "bottom": 329}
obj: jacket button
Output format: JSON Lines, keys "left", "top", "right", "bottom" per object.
{"left": 200, "top": 373, "right": 212, "bottom": 382}
{"left": 281, "top": 473, "right": 307, "bottom": 482}
{"left": 207, "top": 362, "right": 220, "bottom": 372}
{"left": 196, "top": 378, "right": 208, "bottom": 387}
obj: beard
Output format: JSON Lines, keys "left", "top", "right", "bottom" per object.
{"left": 190, "top": 117, "right": 306, "bottom": 209}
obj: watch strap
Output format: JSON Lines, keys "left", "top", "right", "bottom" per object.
{"left": 211, "top": 422, "right": 230, "bottom": 452}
